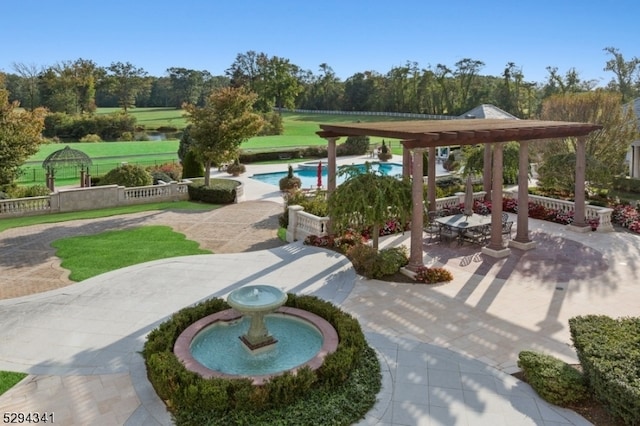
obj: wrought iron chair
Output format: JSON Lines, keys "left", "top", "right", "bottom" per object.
{"left": 502, "top": 221, "right": 514, "bottom": 239}
{"left": 424, "top": 210, "right": 441, "bottom": 242}
{"left": 463, "top": 224, "right": 491, "bottom": 245}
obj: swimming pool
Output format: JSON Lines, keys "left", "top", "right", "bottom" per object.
{"left": 251, "top": 162, "right": 404, "bottom": 189}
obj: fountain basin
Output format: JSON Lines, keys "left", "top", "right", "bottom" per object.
{"left": 227, "top": 284, "right": 288, "bottom": 312}
{"left": 174, "top": 307, "right": 339, "bottom": 385}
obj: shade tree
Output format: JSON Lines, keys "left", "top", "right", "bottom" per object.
{"left": 183, "top": 87, "right": 263, "bottom": 186}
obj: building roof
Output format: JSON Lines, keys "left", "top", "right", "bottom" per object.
{"left": 318, "top": 119, "right": 602, "bottom": 149}
{"left": 458, "top": 104, "right": 519, "bottom": 120}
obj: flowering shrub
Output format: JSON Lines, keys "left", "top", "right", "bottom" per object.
{"left": 612, "top": 204, "right": 640, "bottom": 234}
{"left": 361, "top": 218, "right": 409, "bottom": 239}
{"left": 414, "top": 266, "right": 453, "bottom": 284}
{"left": 147, "top": 162, "right": 183, "bottom": 181}
{"left": 304, "top": 235, "right": 335, "bottom": 248}
{"left": 501, "top": 198, "right": 600, "bottom": 231}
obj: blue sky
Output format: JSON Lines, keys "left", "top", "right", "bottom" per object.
{"left": 3, "top": 0, "right": 638, "bottom": 86}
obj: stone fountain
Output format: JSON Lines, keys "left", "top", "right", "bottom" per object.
{"left": 226, "top": 284, "right": 288, "bottom": 352}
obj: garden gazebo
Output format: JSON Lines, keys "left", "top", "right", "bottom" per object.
{"left": 42, "top": 145, "right": 93, "bottom": 191}
{"left": 317, "top": 118, "right": 603, "bottom": 271}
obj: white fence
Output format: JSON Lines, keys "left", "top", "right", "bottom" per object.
{"left": 0, "top": 182, "right": 190, "bottom": 217}
{"left": 286, "top": 191, "right": 615, "bottom": 241}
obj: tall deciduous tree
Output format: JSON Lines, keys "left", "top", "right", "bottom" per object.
{"left": 184, "top": 87, "right": 263, "bottom": 186}
{"left": 104, "top": 62, "right": 149, "bottom": 112}
{"left": 535, "top": 91, "right": 638, "bottom": 193}
{"left": 11, "top": 62, "right": 42, "bottom": 111}
{"left": 327, "top": 164, "right": 412, "bottom": 250}
{"left": 603, "top": 47, "right": 640, "bottom": 103}
{"left": 0, "top": 74, "right": 47, "bottom": 189}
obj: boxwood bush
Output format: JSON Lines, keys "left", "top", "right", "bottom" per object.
{"left": 143, "top": 294, "right": 380, "bottom": 425}
{"left": 187, "top": 179, "right": 240, "bottom": 204}
{"left": 517, "top": 350, "right": 587, "bottom": 406}
{"left": 569, "top": 315, "right": 640, "bottom": 424}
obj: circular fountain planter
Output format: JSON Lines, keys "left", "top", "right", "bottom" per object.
{"left": 174, "top": 286, "right": 339, "bottom": 386}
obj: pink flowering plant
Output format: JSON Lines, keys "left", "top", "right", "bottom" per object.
{"left": 612, "top": 204, "right": 640, "bottom": 234}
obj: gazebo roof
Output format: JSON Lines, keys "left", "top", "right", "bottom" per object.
{"left": 42, "top": 145, "right": 93, "bottom": 170}
{"left": 317, "top": 119, "right": 603, "bottom": 149}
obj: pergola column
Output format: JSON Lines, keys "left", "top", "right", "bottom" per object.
{"left": 482, "top": 142, "right": 510, "bottom": 258}
{"left": 631, "top": 142, "right": 640, "bottom": 178}
{"left": 402, "top": 145, "right": 411, "bottom": 180}
{"left": 427, "top": 146, "right": 437, "bottom": 211}
{"left": 326, "top": 137, "right": 338, "bottom": 194}
{"left": 509, "top": 140, "right": 536, "bottom": 250}
{"left": 483, "top": 144, "right": 492, "bottom": 201}
{"left": 567, "top": 136, "right": 590, "bottom": 233}
{"left": 407, "top": 148, "right": 425, "bottom": 271}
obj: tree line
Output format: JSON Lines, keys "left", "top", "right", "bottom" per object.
{"left": 3, "top": 47, "right": 639, "bottom": 118}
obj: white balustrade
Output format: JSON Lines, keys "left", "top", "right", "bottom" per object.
{"left": 0, "top": 196, "right": 51, "bottom": 216}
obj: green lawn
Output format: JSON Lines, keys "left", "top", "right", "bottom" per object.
{"left": 0, "top": 371, "right": 27, "bottom": 396}
{"left": 19, "top": 109, "right": 409, "bottom": 186}
{"left": 0, "top": 201, "right": 218, "bottom": 233}
{"left": 52, "top": 225, "right": 211, "bottom": 281}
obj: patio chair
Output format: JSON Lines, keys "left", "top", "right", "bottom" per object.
{"left": 463, "top": 224, "right": 490, "bottom": 246}
{"left": 439, "top": 224, "right": 459, "bottom": 244}
{"left": 502, "top": 212, "right": 509, "bottom": 223}
{"left": 424, "top": 211, "right": 441, "bottom": 242}
{"left": 502, "top": 221, "right": 514, "bottom": 239}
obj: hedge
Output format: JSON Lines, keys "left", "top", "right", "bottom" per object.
{"left": 187, "top": 179, "right": 240, "bottom": 204}
{"left": 569, "top": 315, "right": 640, "bottom": 424}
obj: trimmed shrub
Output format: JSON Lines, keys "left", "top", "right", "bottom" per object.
{"left": 187, "top": 179, "right": 240, "bottom": 204}
{"left": 79, "top": 133, "right": 102, "bottom": 143}
{"left": 150, "top": 171, "right": 172, "bottom": 185}
{"left": 337, "top": 136, "right": 370, "bottom": 156}
{"left": 569, "top": 315, "right": 640, "bottom": 424}
{"left": 226, "top": 161, "right": 246, "bottom": 176}
{"left": 345, "top": 244, "right": 408, "bottom": 279}
{"left": 517, "top": 351, "right": 588, "bottom": 406}
{"left": 181, "top": 150, "right": 204, "bottom": 179}
{"left": 100, "top": 164, "right": 152, "bottom": 187}
{"left": 279, "top": 165, "right": 302, "bottom": 191}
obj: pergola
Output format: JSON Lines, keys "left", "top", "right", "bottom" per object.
{"left": 42, "top": 145, "right": 93, "bottom": 191}
{"left": 316, "top": 118, "right": 603, "bottom": 271}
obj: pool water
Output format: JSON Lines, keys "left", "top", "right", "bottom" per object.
{"left": 251, "top": 162, "right": 404, "bottom": 188}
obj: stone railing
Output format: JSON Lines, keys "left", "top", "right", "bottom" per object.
{"left": 0, "top": 196, "right": 51, "bottom": 216}
{"left": 287, "top": 189, "right": 615, "bottom": 239}
{"left": 0, "top": 182, "right": 190, "bottom": 218}
{"left": 285, "top": 205, "right": 330, "bottom": 243}
{"left": 504, "top": 191, "right": 614, "bottom": 232}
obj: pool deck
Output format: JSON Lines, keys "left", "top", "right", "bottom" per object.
{"left": 1, "top": 153, "right": 637, "bottom": 425}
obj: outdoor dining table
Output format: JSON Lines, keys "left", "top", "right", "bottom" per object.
{"left": 435, "top": 213, "right": 492, "bottom": 245}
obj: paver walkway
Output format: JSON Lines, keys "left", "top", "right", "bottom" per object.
{"left": 0, "top": 201, "right": 285, "bottom": 299}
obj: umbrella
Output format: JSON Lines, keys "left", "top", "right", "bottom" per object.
{"left": 463, "top": 175, "right": 474, "bottom": 217}
{"left": 317, "top": 161, "right": 323, "bottom": 188}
